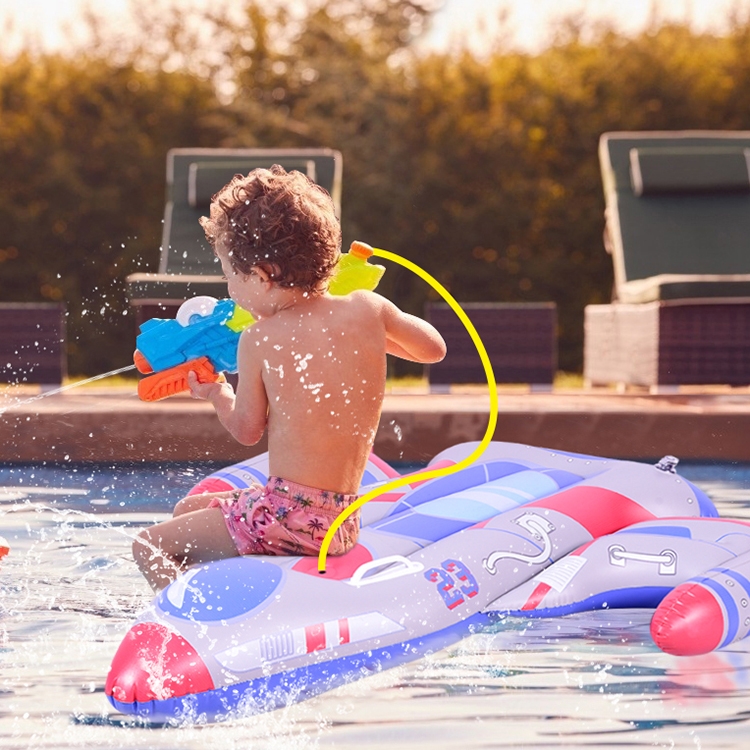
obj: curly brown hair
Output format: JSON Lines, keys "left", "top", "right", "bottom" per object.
{"left": 199, "top": 165, "right": 341, "bottom": 294}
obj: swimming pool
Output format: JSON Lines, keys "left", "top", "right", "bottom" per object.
{"left": 2, "top": 460, "right": 750, "bottom": 748}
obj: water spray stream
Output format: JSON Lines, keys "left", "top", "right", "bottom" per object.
{"left": 1, "top": 364, "right": 137, "bottom": 411}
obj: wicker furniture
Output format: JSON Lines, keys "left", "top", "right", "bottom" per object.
{"left": 0, "top": 302, "right": 67, "bottom": 387}
{"left": 426, "top": 302, "right": 557, "bottom": 387}
{"left": 585, "top": 300, "right": 750, "bottom": 387}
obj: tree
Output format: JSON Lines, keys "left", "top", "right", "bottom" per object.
{"left": 5, "top": 4, "right": 750, "bottom": 375}
{"left": 0, "top": 51, "right": 225, "bottom": 373}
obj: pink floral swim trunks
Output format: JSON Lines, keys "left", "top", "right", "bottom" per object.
{"left": 207, "top": 476, "right": 360, "bottom": 556}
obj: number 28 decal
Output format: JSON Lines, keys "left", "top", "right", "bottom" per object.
{"left": 424, "top": 558, "right": 479, "bottom": 610}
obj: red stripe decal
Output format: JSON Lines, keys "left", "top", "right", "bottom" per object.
{"left": 305, "top": 623, "right": 326, "bottom": 652}
{"left": 522, "top": 582, "right": 552, "bottom": 611}
{"left": 572, "top": 540, "right": 595, "bottom": 556}
{"left": 370, "top": 491, "right": 406, "bottom": 503}
{"left": 367, "top": 452, "right": 402, "bottom": 478}
{"left": 338, "top": 618, "right": 350, "bottom": 645}
{"left": 527, "top": 486, "right": 656, "bottom": 538}
{"left": 186, "top": 477, "right": 234, "bottom": 496}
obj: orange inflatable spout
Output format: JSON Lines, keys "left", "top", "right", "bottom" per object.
{"left": 349, "top": 240, "right": 374, "bottom": 259}
{"left": 137, "top": 357, "right": 224, "bottom": 402}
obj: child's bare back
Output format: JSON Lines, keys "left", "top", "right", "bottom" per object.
{"left": 249, "top": 290, "right": 443, "bottom": 494}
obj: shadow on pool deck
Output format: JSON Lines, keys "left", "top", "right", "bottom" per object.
{"left": 3, "top": 385, "right": 750, "bottom": 463}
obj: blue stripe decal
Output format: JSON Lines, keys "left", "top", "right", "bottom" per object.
{"left": 402, "top": 462, "right": 529, "bottom": 510}
{"left": 415, "top": 497, "right": 499, "bottom": 523}
{"left": 714, "top": 567, "right": 750, "bottom": 599}
{"left": 685, "top": 480, "right": 719, "bottom": 518}
{"left": 696, "top": 577, "right": 738, "bottom": 648}
{"left": 540, "top": 469, "right": 582, "bottom": 488}
{"left": 396, "top": 464, "right": 488, "bottom": 509}
{"left": 210, "top": 469, "right": 253, "bottom": 488}
{"left": 618, "top": 526, "right": 692, "bottom": 538}
{"left": 210, "top": 467, "right": 267, "bottom": 488}
{"left": 108, "top": 612, "right": 493, "bottom": 723}
{"left": 360, "top": 470, "right": 377, "bottom": 486}
{"left": 503, "top": 586, "right": 673, "bottom": 618}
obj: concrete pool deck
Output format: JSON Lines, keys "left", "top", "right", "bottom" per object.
{"left": 4, "top": 385, "right": 750, "bottom": 463}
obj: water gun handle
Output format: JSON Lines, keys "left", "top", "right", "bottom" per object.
{"left": 137, "top": 356, "right": 225, "bottom": 402}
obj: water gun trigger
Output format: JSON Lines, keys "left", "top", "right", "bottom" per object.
{"left": 137, "top": 357, "right": 224, "bottom": 402}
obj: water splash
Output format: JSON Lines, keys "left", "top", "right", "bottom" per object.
{"left": 1, "top": 364, "right": 136, "bottom": 412}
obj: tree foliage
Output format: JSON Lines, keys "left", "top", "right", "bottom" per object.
{"left": 0, "top": 50, "right": 224, "bottom": 372}
{"left": 2, "top": 2, "right": 750, "bottom": 374}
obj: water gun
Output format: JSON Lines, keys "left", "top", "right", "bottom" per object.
{"left": 134, "top": 241, "right": 386, "bottom": 401}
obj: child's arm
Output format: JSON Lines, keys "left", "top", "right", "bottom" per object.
{"left": 380, "top": 296, "right": 447, "bottom": 363}
{"left": 188, "top": 326, "right": 269, "bottom": 445}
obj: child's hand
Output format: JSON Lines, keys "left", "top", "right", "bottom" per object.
{"left": 187, "top": 370, "right": 231, "bottom": 401}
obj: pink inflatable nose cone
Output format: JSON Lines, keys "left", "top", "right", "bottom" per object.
{"left": 650, "top": 583, "right": 724, "bottom": 656}
{"left": 105, "top": 622, "right": 213, "bottom": 704}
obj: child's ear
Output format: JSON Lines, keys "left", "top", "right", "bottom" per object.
{"left": 252, "top": 266, "right": 272, "bottom": 284}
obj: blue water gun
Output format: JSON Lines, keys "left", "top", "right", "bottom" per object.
{"left": 134, "top": 241, "right": 386, "bottom": 401}
{"left": 134, "top": 297, "right": 254, "bottom": 401}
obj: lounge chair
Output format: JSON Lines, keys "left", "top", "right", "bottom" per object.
{"left": 585, "top": 131, "right": 750, "bottom": 387}
{"left": 126, "top": 148, "right": 342, "bottom": 325}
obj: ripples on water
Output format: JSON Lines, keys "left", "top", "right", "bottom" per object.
{"left": 1, "top": 462, "right": 750, "bottom": 749}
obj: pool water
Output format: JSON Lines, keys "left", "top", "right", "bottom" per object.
{"left": 2, "top": 460, "right": 750, "bottom": 749}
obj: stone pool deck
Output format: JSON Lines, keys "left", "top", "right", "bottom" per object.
{"left": 3, "top": 385, "right": 750, "bottom": 463}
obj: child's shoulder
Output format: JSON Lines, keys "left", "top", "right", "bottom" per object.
{"left": 338, "top": 289, "right": 395, "bottom": 311}
{"left": 328, "top": 290, "right": 391, "bottom": 321}
{"left": 338, "top": 288, "right": 383, "bottom": 307}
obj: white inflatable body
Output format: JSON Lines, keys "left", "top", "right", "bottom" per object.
{"left": 106, "top": 442, "right": 717, "bottom": 722}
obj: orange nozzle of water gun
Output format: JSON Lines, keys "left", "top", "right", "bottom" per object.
{"left": 137, "top": 356, "right": 225, "bottom": 402}
{"left": 133, "top": 349, "right": 153, "bottom": 374}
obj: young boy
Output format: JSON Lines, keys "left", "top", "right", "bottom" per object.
{"left": 132, "top": 165, "right": 446, "bottom": 591}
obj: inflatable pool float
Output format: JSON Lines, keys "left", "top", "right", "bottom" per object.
{"left": 106, "top": 441, "right": 716, "bottom": 723}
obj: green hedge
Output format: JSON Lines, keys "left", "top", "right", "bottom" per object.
{"left": 2, "top": 2, "right": 750, "bottom": 374}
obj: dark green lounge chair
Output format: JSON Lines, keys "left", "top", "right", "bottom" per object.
{"left": 126, "top": 148, "right": 342, "bottom": 323}
{"left": 586, "top": 131, "right": 750, "bottom": 387}
{"left": 600, "top": 131, "right": 750, "bottom": 303}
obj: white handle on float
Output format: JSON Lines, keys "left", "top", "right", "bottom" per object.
{"left": 348, "top": 555, "right": 424, "bottom": 587}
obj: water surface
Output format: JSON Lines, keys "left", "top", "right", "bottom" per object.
{"left": 1, "top": 461, "right": 750, "bottom": 749}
